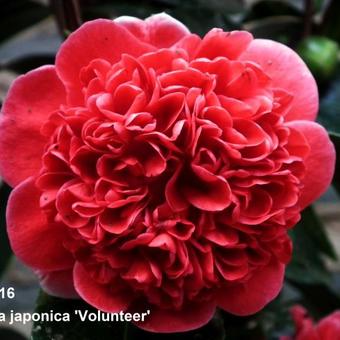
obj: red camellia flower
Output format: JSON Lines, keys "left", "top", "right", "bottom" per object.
{"left": 0, "top": 13, "right": 335, "bottom": 332}
{"left": 281, "top": 306, "right": 340, "bottom": 340}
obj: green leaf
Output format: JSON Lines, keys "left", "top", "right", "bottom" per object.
{"left": 245, "top": 0, "right": 302, "bottom": 21}
{"left": 286, "top": 207, "right": 335, "bottom": 285}
{"left": 288, "top": 281, "right": 340, "bottom": 316}
{"left": 313, "top": 0, "right": 326, "bottom": 12}
{"left": 0, "top": 182, "right": 13, "bottom": 278}
{"left": 257, "top": 293, "right": 294, "bottom": 340}
{"left": 243, "top": 16, "right": 303, "bottom": 44}
{"left": 300, "top": 206, "right": 337, "bottom": 260}
{"left": 330, "top": 134, "right": 340, "bottom": 193}
{"left": 318, "top": 72, "right": 340, "bottom": 137}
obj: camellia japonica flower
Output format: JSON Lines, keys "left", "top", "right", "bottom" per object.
{"left": 281, "top": 306, "right": 340, "bottom": 340}
{"left": 0, "top": 13, "right": 335, "bottom": 333}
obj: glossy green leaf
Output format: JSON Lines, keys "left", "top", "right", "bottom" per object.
{"left": 300, "top": 206, "right": 336, "bottom": 260}
{"left": 245, "top": 0, "right": 302, "bottom": 21}
{"left": 318, "top": 72, "right": 340, "bottom": 137}
{"left": 286, "top": 207, "right": 335, "bottom": 285}
{"left": 243, "top": 16, "right": 303, "bottom": 44}
{"left": 257, "top": 294, "right": 294, "bottom": 340}
{"left": 330, "top": 134, "right": 340, "bottom": 194}
{"left": 288, "top": 281, "right": 340, "bottom": 316}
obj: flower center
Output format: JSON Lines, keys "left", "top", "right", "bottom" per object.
{"left": 36, "top": 47, "right": 309, "bottom": 309}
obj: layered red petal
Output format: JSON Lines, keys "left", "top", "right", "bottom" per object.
{"left": 287, "top": 121, "right": 335, "bottom": 209}
{"left": 56, "top": 19, "right": 154, "bottom": 105}
{"left": 7, "top": 178, "right": 73, "bottom": 271}
{"left": 115, "top": 13, "right": 190, "bottom": 48}
{"left": 217, "top": 260, "right": 285, "bottom": 315}
{"left": 0, "top": 66, "right": 66, "bottom": 186}
{"left": 0, "top": 13, "right": 334, "bottom": 333}
{"left": 240, "top": 39, "right": 318, "bottom": 121}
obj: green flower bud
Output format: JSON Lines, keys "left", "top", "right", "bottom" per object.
{"left": 297, "top": 36, "right": 339, "bottom": 82}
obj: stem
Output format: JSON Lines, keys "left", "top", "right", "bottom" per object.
{"left": 123, "top": 322, "right": 129, "bottom": 340}
{"left": 50, "top": 0, "right": 82, "bottom": 38}
{"left": 303, "top": 0, "right": 314, "bottom": 38}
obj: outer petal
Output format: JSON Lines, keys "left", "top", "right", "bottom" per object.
{"left": 195, "top": 29, "right": 253, "bottom": 60}
{"left": 218, "top": 260, "right": 284, "bottom": 315}
{"left": 56, "top": 19, "right": 154, "bottom": 105}
{"left": 7, "top": 177, "right": 73, "bottom": 271}
{"left": 286, "top": 121, "right": 335, "bottom": 209}
{"left": 73, "top": 262, "right": 132, "bottom": 312}
{"left": 298, "top": 327, "right": 320, "bottom": 340}
{"left": 114, "top": 13, "right": 190, "bottom": 48}
{"left": 0, "top": 66, "right": 66, "bottom": 187}
{"left": 132, "top": 300, "right": 216, "bottom": 333}
{"left": 317, "top": 312, "right": 340, "bottom": 340}
{"left": 38, "top": 269, "right": 79, "bottom": 299}
{"left": 240, "top": 39, "right": 318, "bottom": 121}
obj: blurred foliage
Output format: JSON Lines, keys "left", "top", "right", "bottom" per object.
{"left": 319, "top": 71, "right": 340, "bottom": 135}
{"left": 0, "top": 328, "right": 27, "bottom": 340}
{"left": 286, "top": 207, "right": 336, "bottom": 286}
{"left": 318, "top": 69, "right": 340, "bottom": 194}
{"left": 0, "top": 0, "right": 340, "bottom": 339}
{"left": 330, "top": 135, "right": 340, "bottom": 194}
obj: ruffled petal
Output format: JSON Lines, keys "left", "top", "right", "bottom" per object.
{"left": 73, "top": 262, "right": 132, "bottom": 312}
{"left": 286, "top": 121, "right": 335, "bottom": 209}
{"left": 115, "top": 13, "right": 190, "bottom": 48}
{"left": 195, "top": 29, "right": 253, "bottom": 60}
{"left": 240, "top": 39, "right": 318, "bottom": 121}
{"left": 7, "top": 178, "right": 73, "bottom": 271}
{"left": 0, "top": 66, "right": 66, "bottom": 187}
{"left": 218, "top": 260, "right": 284, "bottom": 315}
{"left": 317, "top": 312, "right": 340, "bottom": 339}
{"left": 132, "top": 300, "right": 216, "bottom": 333}
{"left": 56, "top": 19, "right": 154, "bottom": 105}
{"left": 38, "top": 269, "right": 79, "bottom": 299}
{"left": 184, "top": 168, "right": 232, "bottom": 211}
